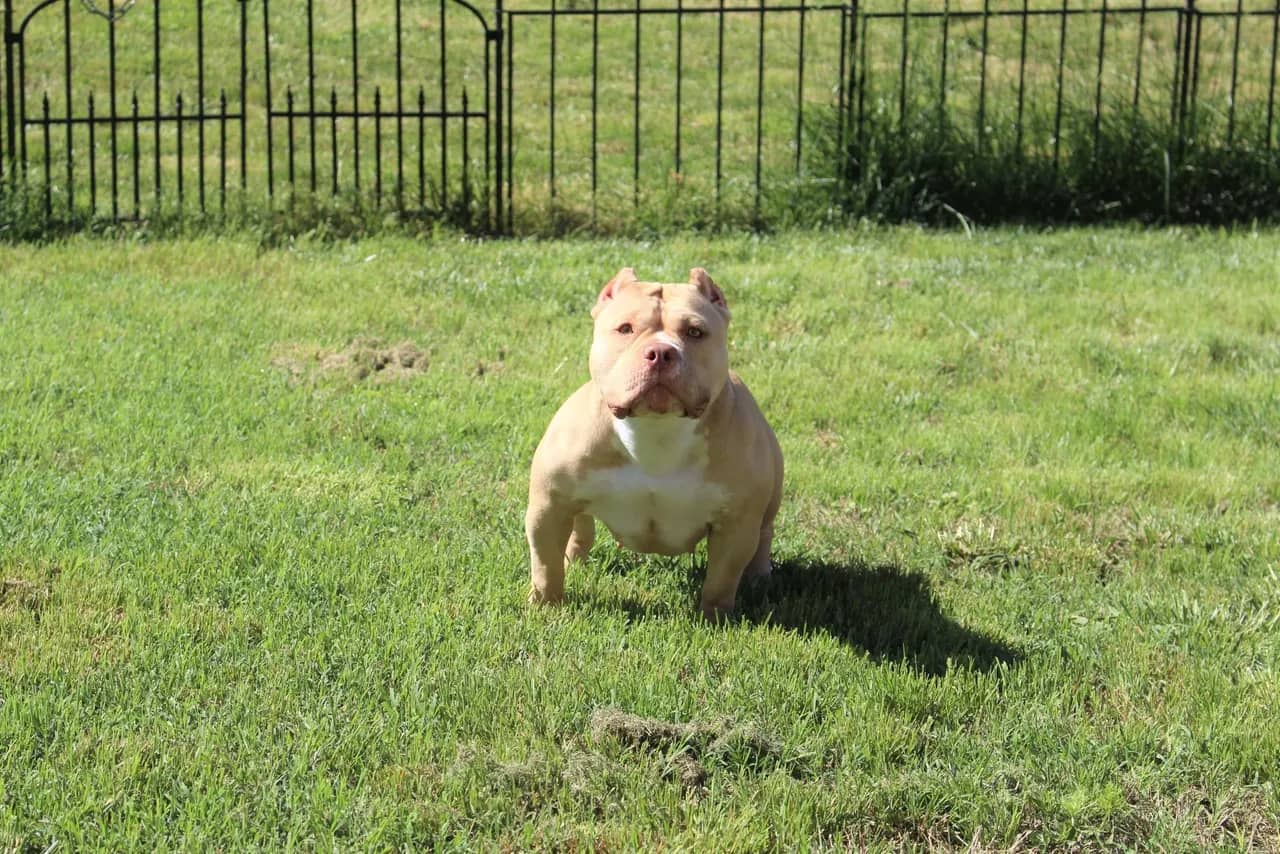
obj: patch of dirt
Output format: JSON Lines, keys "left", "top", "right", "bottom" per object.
{"left": 814, "top": 428, "right": 843, "bottom": 449}
{"left": 474, "top": 347, "right": 507, "bottom": 378}
{"left": 271, "top": 337, "right": 428, "bottom": 384}
{"left": 664, "top": 753, "right": 710, "bottom": 790}
{"left": 1, "top": 578, "right": 50, "bottom": 613}
{"left": 443, "top": 715, "right": 803, "bottom": 819}
{"left": 561, "top": 748, "right": 614, "bottom": 796}
{"left": 1171, "top": 786, "right": 1278, "bottom": 851}
{"left": 1068, "top": 507, "right": 1185, "bottom": 584}
{"left": 446, "top": 745, "right": 559, "bottom": 814}
{"left": 588, "top": 707, "right": 786, "bottom": 790}
{"left": 589, "top": 708, "right": 708, "bottom": 750}
{"left": 1, "top": 563, "right": 60, "bottom": 620}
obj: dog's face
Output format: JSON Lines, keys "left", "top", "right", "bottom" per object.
{"left": 588, "top": 267, "right": 731, "bottom": 419}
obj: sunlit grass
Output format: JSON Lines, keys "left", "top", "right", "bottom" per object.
{"left": 1, "top": 227, "right": 1278, "bottom": 848}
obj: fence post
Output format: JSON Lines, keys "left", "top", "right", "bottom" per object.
{"left": 847, "top": 0, "right": 858, "bottom": 137}
{"left": 838, "top": 0, "right": 859, "bottom": 195}
{"left": 1174, "top": 0, "right": 1197, "bottom": 156}
{"left": 3, "top": 0, "right": 16, "bottom": 184}
{"left": 492, "top": 0, "right": 504, "bottom": 233}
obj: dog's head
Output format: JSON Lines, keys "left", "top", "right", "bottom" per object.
{"left": 588, "top": 267, "right": 731, "bottom": 420}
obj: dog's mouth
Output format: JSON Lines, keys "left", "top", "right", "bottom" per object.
{"left": 608, "top": 381, "right": 707, "bottom": 420}
{"left": 640, "top": 386, "right": 675, "bottom": 413}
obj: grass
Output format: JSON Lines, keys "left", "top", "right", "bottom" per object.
{"left": 816, "top": 105, "right": 1280, "bottom": 226}
{"left": 2, "top": 227, "right": 1279, "bottom": 849}
{"left": 3, "top": 0, "right": 1279, "bottom": 231}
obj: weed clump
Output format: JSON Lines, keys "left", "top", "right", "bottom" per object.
{"left": 938, "top": 517, "right": 1028, "bottom": 574}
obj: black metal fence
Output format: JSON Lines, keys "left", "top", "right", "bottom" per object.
{"left": 2, "top": 0, "right": 1278, "bottom": 232}
{"left": 1, "top": 0, "right": 499, "bottom": 227}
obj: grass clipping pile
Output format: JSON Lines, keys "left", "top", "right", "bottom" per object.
{"left": 272, "top": 337, "right": 428, "bottom": 384}
{"left": 589, "top": 708, "right": 784, "bottom": 790}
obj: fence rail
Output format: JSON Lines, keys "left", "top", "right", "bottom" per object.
{"left": 2, "top": 0, "right": 1278, "bottom": 233}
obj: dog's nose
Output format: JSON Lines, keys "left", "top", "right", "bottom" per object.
{"left": 643, "top": 341, "right": 679, "bottom": 368}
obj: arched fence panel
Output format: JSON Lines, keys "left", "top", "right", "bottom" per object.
{"left": 1, "top": 0, "right": 501, "bottom": 228}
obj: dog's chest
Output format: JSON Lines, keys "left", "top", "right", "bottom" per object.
{"left": 577, "top": 418, "right": 727, "bottom": 555}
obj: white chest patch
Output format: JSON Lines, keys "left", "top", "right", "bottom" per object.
{"left": 576, "top": 416, "right": 727, "bottom": 555}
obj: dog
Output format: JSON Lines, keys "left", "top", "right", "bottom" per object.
{"left": 525, "top": 267, "right": 783, "bottom": 619}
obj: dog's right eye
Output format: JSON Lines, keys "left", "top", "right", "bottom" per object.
{"left": 617, "top": 323, "right": 633, "bottom": 335}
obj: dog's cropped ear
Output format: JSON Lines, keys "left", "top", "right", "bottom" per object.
{"left": 592, "top": 267, "right": 638, "bottom": 318}
{"left": 689, "top": 268, "right": 729, "bottom": 318}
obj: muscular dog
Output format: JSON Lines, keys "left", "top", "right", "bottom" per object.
{"left": 525, "top": 267, "right": 783, "bottom": 619}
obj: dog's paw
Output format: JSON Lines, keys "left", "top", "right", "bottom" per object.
{"left": 699, "top": 599, "right": 737, "bottom": 624}
{"left": 744, "top": 558, "right": 773, "bottom": 582}
{"left": 528, "top": 586, "right": 564, "bottom": 606}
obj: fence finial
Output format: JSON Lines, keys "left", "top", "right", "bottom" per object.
{"left": 80, "top": 0, "right": 137, "bottom": 22}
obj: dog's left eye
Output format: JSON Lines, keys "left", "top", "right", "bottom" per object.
{"left": 686, "top": 326, "right": 704, "bottom": 339}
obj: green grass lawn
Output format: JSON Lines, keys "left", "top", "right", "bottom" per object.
{"left": 1, "top": 227, "right": 1278, "bottom": 849}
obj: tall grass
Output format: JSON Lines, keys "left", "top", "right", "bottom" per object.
{"left": 809, "top": 100, "right": 1280, "bottom": 225}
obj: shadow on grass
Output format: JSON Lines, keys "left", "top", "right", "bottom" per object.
{"left": 735, "top": 557, "right": 1023, "bottom": 676}
{"left": 582, "top": 548, "right": 1022, "bottom": 676}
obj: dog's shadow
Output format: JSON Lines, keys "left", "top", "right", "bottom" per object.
{"left": 731, "top": 557, "right": 1022, "bottom": 675}
{"left": 588, "top": 550, "right": 1022, "bottom": 675}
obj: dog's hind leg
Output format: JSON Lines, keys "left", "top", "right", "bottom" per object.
{"left": 566, "top": 513, "right": 595, "bottom": 564}
{"left": 743, "top": 520, "right": 774, "bottom": 582}
{"left": 744, "top": 459, "right": 782, "bottom": 583}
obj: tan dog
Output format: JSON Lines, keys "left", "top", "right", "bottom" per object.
{"left": 526, "top": 267, "right": 783, "bottom": 619}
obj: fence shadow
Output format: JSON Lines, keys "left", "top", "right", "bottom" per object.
{"left": 733, "top": 557, "right": 1023, "bottom": 676}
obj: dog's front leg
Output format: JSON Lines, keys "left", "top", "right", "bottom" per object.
{"left": 700, "top": 520, "right": 762, "bottom": 620}
{"left": 526, "top": 494, "right": 575, "bottom": 604}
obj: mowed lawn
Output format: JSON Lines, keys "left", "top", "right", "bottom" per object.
{"left": 1, "top": 228, "right": 1278, "bottom": 850}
